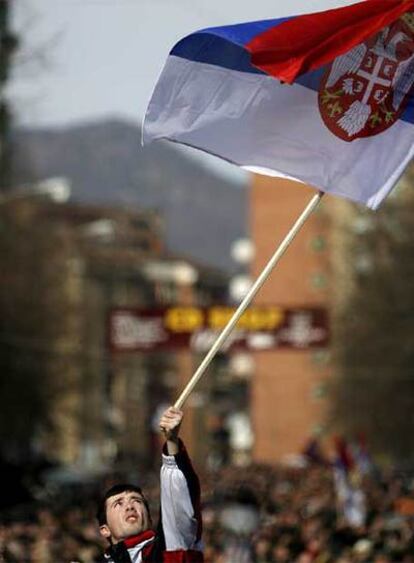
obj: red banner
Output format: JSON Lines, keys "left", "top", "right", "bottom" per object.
{"left": 108, "top": 306, "right": 329, "bottom": 353}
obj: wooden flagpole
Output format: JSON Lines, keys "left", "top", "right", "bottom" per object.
{"left": 174, "top": 190, "right": 324, "bottom": 409}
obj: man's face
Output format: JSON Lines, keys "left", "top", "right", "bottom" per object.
{"left": 99, "top": 490, "right": 150, "bottom": 544}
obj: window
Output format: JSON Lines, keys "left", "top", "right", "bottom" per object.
{"left": 310, "top": 273, "right": 327, "bottom": 289}
{"left": 310, "top": 236, "right": 326, "bottom": 252}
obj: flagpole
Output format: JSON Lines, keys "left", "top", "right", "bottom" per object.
{"left": 174, "top": 190, "right": 324, "bottom": 409}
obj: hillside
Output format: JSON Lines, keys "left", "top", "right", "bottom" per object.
{"left": 12, "top": 118, "right": 247, "bottom": 271}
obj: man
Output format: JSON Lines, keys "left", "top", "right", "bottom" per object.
{"left": 97, "top": 406, "right": 203, "bottom": 562}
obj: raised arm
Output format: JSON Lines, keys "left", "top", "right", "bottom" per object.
{"left": 158, "top": 407, "right": 203, "bottom": 561}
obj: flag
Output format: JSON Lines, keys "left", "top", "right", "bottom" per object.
{"left": 333, "top": 437, "right": 367, "bottom": 528}
{"left": 143, "top": 0, "right": 414, "bottom": 209}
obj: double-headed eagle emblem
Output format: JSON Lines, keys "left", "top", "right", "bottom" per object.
{"left": 319, "top": 14, "right": 414, "bottom": 141}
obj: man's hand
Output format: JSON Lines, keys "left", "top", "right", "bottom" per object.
{"left": 159, "top": 406, "right": 183, "bottom": 455}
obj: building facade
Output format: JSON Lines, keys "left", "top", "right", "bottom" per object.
{"left": 23, "top": 196, "right": 231, "bottom": 471}
{"left": 250, "top": 175, "right": 332, "bottom": 463}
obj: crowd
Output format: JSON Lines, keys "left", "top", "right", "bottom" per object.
{"left": 202, "top": 463, "right": 414, "bottom": 562}
{"left": 1, "top": 459, "right": 414, "bottom": 562}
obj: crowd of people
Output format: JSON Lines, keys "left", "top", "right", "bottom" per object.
{"left": 0, "top": 501, "right": 102, "bottom": 562}
{"left": 202, "top": 463, "right": 414, "bottom": 562}
{"left": 1, "top": 454, "right": 414, "bottom": 562}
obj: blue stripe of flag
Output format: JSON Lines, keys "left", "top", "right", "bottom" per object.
{"left": 172, "top": 33, "right": 266, "bottom": 75}
{"left": 195, "top": 18, "right": 292, "bottom": 46}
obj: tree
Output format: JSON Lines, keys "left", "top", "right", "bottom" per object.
{"left": 0, "top": 198, "right": 79, "bottom": 463}
{"left": 0, "top": 0, "right": 19, "bottom": 190}
{"left": 330, "top": 170, "right": 414, "bottom": 464}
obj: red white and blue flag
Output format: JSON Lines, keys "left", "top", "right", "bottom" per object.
{"left": 143, "top": 0, "right": 414, "bottom": 209}
{"left": 333, "top": 436, "right": 367, "bottom": 528}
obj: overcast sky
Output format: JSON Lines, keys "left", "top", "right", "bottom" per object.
{"left": 11, "top": 0, "right": 358, "bottom": 129}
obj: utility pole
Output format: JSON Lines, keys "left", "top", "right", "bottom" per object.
{"left": 0, "top": 0, "right": 18, "bottom": 191}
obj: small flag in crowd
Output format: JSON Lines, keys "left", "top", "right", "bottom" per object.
{"left": 333, "top": 436, "right": 367, "bottom": 528}
{"left": 143, "top": 0, "right": 414, "bottom": 209}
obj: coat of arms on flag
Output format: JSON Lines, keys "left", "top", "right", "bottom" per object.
{"left": 319, "top": 12, "right": 414, "bottom": 141}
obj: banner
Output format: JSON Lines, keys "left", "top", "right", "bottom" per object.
{"left": 108, "top": 306, "right": 328, "bottom": 353}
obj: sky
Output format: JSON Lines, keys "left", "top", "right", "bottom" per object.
{"left": 11, "top": 0, "right": 359, "bottom": 129}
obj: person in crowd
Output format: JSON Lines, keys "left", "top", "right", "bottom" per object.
{"left": 96, "top": 406, "right": 203, "bottom": 563}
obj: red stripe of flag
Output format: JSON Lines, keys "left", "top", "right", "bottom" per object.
{"left": 246, "top": 0, "right": 414, "bottom": 83}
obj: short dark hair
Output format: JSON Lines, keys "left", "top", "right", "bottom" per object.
{"left": 96, "top": 483, "right": 150, "bottom": 526}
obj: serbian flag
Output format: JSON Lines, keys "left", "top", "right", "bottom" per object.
{"left": 143, "top": 0, "right": 414, "bottom": 209}
{"left": 333, "top": 436, "right": 367, "bottom": 528}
